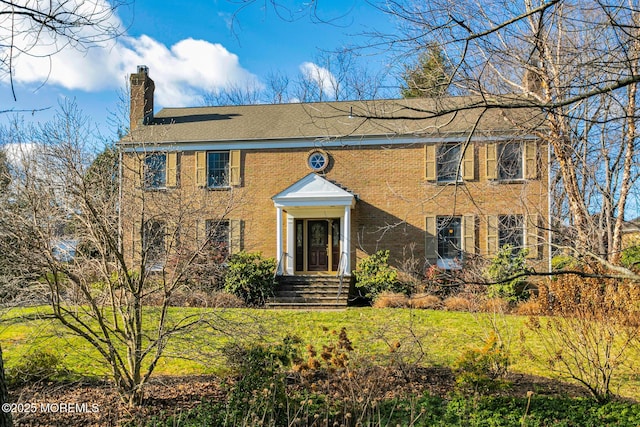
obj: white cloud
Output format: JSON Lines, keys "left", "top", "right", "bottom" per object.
{"left": 4, "top": 142, "right": 38, "bottom": 168}
{"left": 299, "top": 62, "right": 337, "bottom": 100}
{"left": 0, "top": 1, "right": 260, "bottom": 107}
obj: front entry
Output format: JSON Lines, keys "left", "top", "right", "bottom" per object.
{"left": 294, "top": 219, "right": 341, "bottom": 273}
{"left": 308, "top": 220, "right": 328, "bottom": 271}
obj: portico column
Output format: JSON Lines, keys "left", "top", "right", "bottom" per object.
{"left": 276, "top": 207, "right": 283, "bottom": 274}
{"left": 342, "top": 205, "right": 351, "bottom": 273}
{"left": 286, "top": 215, "right": 295, "bottom": 275}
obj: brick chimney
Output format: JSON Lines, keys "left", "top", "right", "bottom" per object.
{"left": 129, "top": 65, "right": 155, "bottom": 131}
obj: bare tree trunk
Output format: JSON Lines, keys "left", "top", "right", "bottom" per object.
{"left": 0, "top": 344, "right": 12, "bottom": 427}
{"left": 611, "top": 27, "right": 640, "bottom": 263}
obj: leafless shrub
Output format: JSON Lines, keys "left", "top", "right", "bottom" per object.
{"left": 525, "top": 270, "right": 640, "bottom": 402}
{"left": 208, "top": 291, "right": 246, "bottom": 308}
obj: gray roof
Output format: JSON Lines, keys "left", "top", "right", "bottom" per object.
{"left": 623, "top": 217, "right": 640, "bottom": 233}
{"left": 123, "top": 97, "right": 546, "bottom": 144}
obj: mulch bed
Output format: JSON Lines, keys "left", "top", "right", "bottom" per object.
{"left": 8, "top": 369, "right": 594, "bottom": 426}
{"left": 8, "top": 375, "right": 224, "bottom": 427}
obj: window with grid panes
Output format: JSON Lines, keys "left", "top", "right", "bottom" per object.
{"left": 207, "top": 152, "right": 230, "bottom": 188}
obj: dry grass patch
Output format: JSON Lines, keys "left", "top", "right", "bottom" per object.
{"left": 409, "top": 293, "right": 442, "bottom": 309}
{"left": 443, "top": 296, "right": 475, "bottom": 312}
{"left": 479, "top": 297, "right": 510, "bottom": 314}
{"left": 515, "top": 299, "right": 543, "bottom": 315}
{"left": 373, "top": 292, "right": 410, "bottom": 308}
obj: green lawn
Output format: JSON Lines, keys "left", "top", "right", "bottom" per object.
{"left": 2, "top": 306, "right": 639, "bottom": 399}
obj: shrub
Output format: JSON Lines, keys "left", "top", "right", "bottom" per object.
{"left": 208, "top": 291, "right": 245, "bottom": 308}
{"left": 514, "top": 299, "right": 543, "bottom": 315}
{"left": 409, "top": 293, "right": 442, "bottom": 309}
{"left": 443, "top": 296, "right": 475, "bottom": 312}
{"left": 8, "top": 349, "right": 68, "bottom": 385}
{"left": 453, "top": 332, "right": 510, "bottom": 393}
{"left": 221, "top": 336, "right": 302, "bottom": 425}
{"left": 479, "top": 297, "right": 509, "bottom": 314}
{"left": 223, "top": 251, "right": 276, "bottom": 306}
{"left": 526, "top": 269, "right": 640, "bottom": 402}
{"left": 373, "top": 292, "right": 410, "bottom": 308}
{"left": 484, "top": 245, "right": 530, "bottom": 303}
{"left": 621, "top": 245, "right": 640, "bottom": 271}
{"left": 354, "top": 250, "right": 404, "bottom": 300}
{"left": 551, "top": 253, "right": 579, "bottom": 271}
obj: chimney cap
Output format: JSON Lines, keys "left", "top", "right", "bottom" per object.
{"left": 137, "top": 65, "right": 149, "bottom": 75}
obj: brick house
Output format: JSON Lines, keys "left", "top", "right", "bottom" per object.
{"left": 120, "top": 66, "right": 549, "bottom": 306}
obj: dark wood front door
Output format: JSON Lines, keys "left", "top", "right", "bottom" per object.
{"left": 307, "top": 220, "right": 329, "bottom": 271}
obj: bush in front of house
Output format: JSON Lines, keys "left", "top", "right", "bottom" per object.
{"left": 7, "top": 349, "right": 69, "bottom": 386}
{"left": 354, "top": 250, "right": 406, "bottom": 301}
{"left": 484, "top": 245, "right": 530, "bottom": 303}
{"left": 621, "top": 245, "right": 640, "bottom": 271}
{"left": 223, "top": 251, "right": 276, "bottom": 306}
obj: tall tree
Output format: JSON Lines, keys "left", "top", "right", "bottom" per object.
{"left": 401, "top": 45, "right": 452, "bottom": 98}
{"left": 374, "top": 0, "right": 640, "bottom": 275}
{"left": 0, "top": 101, "right": 240, "bottom": 406}
{"left": 204, "top": 50, "right": 391, "bottom": 105}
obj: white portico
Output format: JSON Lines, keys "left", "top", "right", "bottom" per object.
{"left": 272, "top": 173, "right": 355, "bottom": 276}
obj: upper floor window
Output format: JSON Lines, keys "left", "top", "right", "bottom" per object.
{"left": 498, "top": 142, "right": 523, "bottom": 180}
{"left": 498, "top": 215, "right": 524, "bottom": 251}
{"left": 195, "top": 150, "right": 240, "bottom": 188}
{"left": 208, "top": 151, "right": 230, "bottom": 188}
{"left": 144, "top": 153, "right": 166, "bottom": 189}
{"left": 437, "top": 143, "right": 461, "bottom": 182}
{"left": 426, "top": 143, "right": 474, "bottom": 182}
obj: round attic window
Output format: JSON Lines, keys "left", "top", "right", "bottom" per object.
{"left": 307, "top": 150, "right": 329, "bottom": 172}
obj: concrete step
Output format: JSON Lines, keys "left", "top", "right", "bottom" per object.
{"left": 265, "top": 302, "right": 348, "bottom": 310}
{"left": 269, "top": 296, "right": 348, "bottom": 303}
{"left": 276, "top": 283, "right": 349, "bottom": 291}
{"left": 274, "top": 289, "right": 349, "bottom": 298}
{"left": 270, "top": 275, "right": 351, "bottom": 307}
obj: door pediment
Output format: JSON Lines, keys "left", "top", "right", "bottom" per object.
{"left": 272, "top": 173, "right": 355, "bottom": 208}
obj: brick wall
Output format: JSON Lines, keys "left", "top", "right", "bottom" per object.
{"left": 121, "top": 140, "right": 549, "bottom": 273}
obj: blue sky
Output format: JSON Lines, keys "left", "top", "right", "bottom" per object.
{"left": 1, "top": 0, "right": 400, "bottom": 139}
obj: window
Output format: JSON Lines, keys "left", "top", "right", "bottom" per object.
{"left": 497, "top": 142, "right": 523, "bottom": 180}
{"left": 437, "top": 216, "right": 462, "bottom": 261}
{"left": 205, "top": 220, "right": 230, "bottom": 257}
{"left": 307, "top": 150, "right": 329, "bottom": 172}
{"left": 207, "top": 152, "right": 230, "bottom": 188}
{"left": 144, "top": 153, "right": 166, "bottom": 189}
{"left": 437, "top": 143, "right": 461, "bottom": 182}
{"left": 143, "top": 220, "right": 165, "bottom": 268}
{"left": 426, "top": 143, "right": 474, "bottom": 181}
{"left": 498, "top": 215, "right": 524, "bottom": 251}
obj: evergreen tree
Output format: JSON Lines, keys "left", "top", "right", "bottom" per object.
{"left": 401, "top": 45, "right": 451, "bottom": 98}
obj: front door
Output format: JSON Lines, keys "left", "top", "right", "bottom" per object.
{"left": 307, "top": 220, "right": 329, "bottom": 271}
